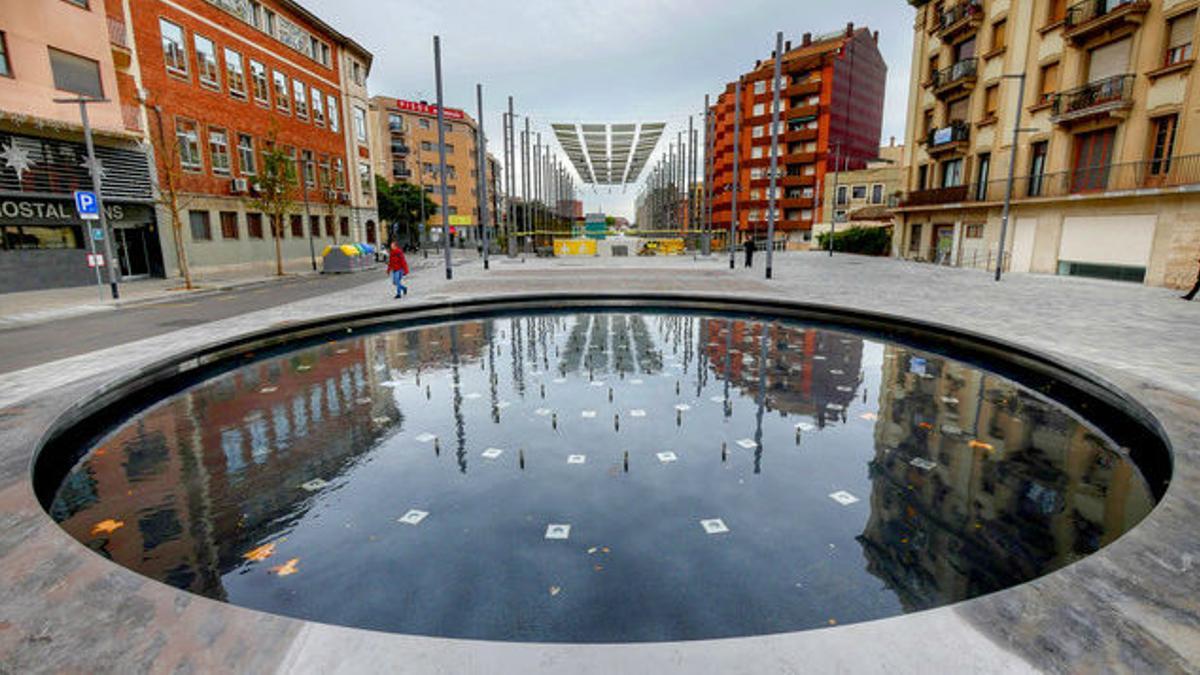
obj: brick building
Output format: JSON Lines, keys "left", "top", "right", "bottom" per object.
{"left": 114, "top": 0, "right": 377, "bottom": 277}
{"left": 709, "top": 25, "right": 887, "bottom": 249}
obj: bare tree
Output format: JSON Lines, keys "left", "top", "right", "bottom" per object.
{"left": 245, "top": 133, "right": 298, "bottom": 277}
{"left": 148, "top": 104, "right": 194, "bottom": 290}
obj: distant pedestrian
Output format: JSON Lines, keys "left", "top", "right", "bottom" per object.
{"left": 744, "top": 238, "right": 756, "bottom": 268}
{"left": 1184, "top": 257, "right": 1200, "bottom": 301}
{"left": 388, "top": 242, "right": 409, "bottom": 299}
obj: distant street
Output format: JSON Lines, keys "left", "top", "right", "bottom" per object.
{"left": 0, "top": 272, "right": 385, "bottom": 375}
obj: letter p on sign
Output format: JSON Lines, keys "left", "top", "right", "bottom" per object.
{"left": 74, "top": 191, "right": 100, "bottom": 221}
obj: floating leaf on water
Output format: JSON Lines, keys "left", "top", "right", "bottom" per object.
{"left": 549, "top": 586, "right": 561, "bottom": 596}
{"left": 271, "top": 558, "right": 300, "bottom": 576}
{"left": 243, "top": 542, "right": 277, "bottom": 562}
{"left": 859, "top": 413, "right": 878, "bottom": 421}
{"left": 918, "top": 422, "right": 934, "bottom": 431}
{"left": 90, "top": 519, "right": 124, "bottom": 536}
{"left": 969, "top": 440, "right": 995, "bottom": 452}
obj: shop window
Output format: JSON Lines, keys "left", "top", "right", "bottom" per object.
{"left": 0, "top": 225, "right": 82, "bottom": 250}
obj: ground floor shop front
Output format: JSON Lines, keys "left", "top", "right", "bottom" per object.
{"left": 894, "top": 193, "right": 1200, "bottom": 288}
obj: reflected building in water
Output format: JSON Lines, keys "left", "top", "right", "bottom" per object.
{"left": 858, "top": 345, "right": 1155, "bottom": 611}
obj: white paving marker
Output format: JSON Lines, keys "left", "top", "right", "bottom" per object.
{"left": 656, "top": 451, "right": 678, "bottom": 463}
{"left": 414, "top": 433, "right": 438, "bottom": 443}
{"left": 674, "top": 404, "right": 692, "bottom": 412}
{"left": 829, "top": 491, "right": 860, "bottom": 506}
{"left": 700, "top": 519, "right": 729, "bottom": 535}
{"left": 482, "top": 448, "right": 504, "bottom": 460}
{"left": 398, "top": 509, "right": 429, "bottom": 526}
{"left": 736, "top": 438, "right": 758, "bottom": 450}
{"left": 259, "top": 386, "right": 278, "bottom": 394}
{"left": 464, "top": 393, "right": 482, "bottom": 400}
{"left": 910, "top": 457, "right": 938, "bottom": 471}
{"left": 300, "top": 478, "right": 328, "bottom": 492}
{"left": 553, "top": 378, "right": 568, "bottom": 384}
{"left": 567, "top": 454, "right": 586, "bottom": 464}
{"left": 830, "top": 369, "right": 845, "bottom": 375}
{"left": 630, "top": 379, "right": 644, "bottom": 385}
{"left": 710, "top": 396, "right": 726, "bottom": 403}
{"left": 380, "top": 381, "right": 402, "bottom": 388}
{"left": 545, "top": 524, "right": 571, "bottom": 540}
{"left": 535, "top": 408, "right": 553, "bottom": 416}
{"left": 590, "top": 381, "right": 606, "bottom": 388}
{"left": 630, "top": 409, "right": 647, "bottom": 418}
{"left": 795, "top": 422, "right": 817, "bottom": 432}
{"left": 581, "top": 410, "right": 597, "bottom": 419}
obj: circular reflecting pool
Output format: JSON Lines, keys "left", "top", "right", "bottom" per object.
{"left": 46, "top": 310, "right": 1159, "bottom": 642}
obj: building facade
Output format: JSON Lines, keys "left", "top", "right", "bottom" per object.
{"left": 369, "top": 97, "right": 494, "bottom": 245}
{"left": 117, "top": 0, "right": 375, "bottom": 278}
{"left": 0, "top": 0, "right": 160, "bottom": 292}
{"left": 813, "top": 141, "right": 906, "bottom": 241}
{"left": 896, "top": 0, "right": 1199, "bottom": 286}
{"left": 709, "top": 25, "right": 887, "bottom": 249}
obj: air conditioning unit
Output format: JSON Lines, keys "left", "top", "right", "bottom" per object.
{"left": 230, "top": 178, "right": 249, "bottom": 194}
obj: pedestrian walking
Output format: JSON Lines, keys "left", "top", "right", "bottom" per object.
{"left": 1184, "top": 257, "right": 1200, "bottom": 301}
{"left": 744, "top": 238, "right": 756, "bottom": 268}
{"left": 388, "top": 242, "right": 410, "bottom": 299}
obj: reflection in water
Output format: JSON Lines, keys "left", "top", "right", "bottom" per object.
{"left": 50, "top": 313, "right": 1154, "bottom": 643}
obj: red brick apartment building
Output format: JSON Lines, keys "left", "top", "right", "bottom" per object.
{"left": 112, "top": 0, "right": 377, "bottom": 275}
{"left": 709, "top": 24, "right": 886, "bottom": 249}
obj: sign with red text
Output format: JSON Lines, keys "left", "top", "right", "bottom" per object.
{"left": 395, "top": 99, "right": 466, "bottom": 121}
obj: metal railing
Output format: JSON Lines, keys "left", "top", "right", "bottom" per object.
{"left": 1065, "top": 0, "right": 1147, "bottom": 29}
{"left": 108, "top": 17, "right": 129, "bottom": 49}
{"left": 1052, "top": 74, "right": 1134, "bottom": 117}
{"left": 927, "top": 120, "right": 970, "bottom": 149}
{"left": 390, "top": 143, "right": 410, "bottom": 155}
{"left": 938, "top": 0, "right": 983, "bottom": 32}
{"left": 901, "top": 153, "right": 1200, "bottom": 206}
{"left": 931, "top": 58, "right": 977, "bottom": 90}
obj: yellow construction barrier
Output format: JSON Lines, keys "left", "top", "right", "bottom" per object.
{"left": 639, "top": 238, "right": 686, "bottom": 256}
{"left": 553, "top": 238, "right": 598, "bottom": 256}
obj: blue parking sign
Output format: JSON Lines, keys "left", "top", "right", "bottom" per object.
{"left": 74, "top": 190, "right": 100, "bottom": 220}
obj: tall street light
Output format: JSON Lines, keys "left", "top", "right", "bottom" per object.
{"left": 433, "top": 35, "right": 453, "bottom": 279}
{"left": 996, "top": 72, "right": 1036, "bottom": 282}
{"left": 765, "top": 31, "right": 783, "bottom": 280}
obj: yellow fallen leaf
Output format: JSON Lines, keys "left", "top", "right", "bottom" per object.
{"left": 243, "top": 543, "right": 277, "bottom": 562}
{"left": 918, "top": 422, "right": 933, "bottom": 430}
{"left": 860, "top": 413, "right": 878, "bottom": 421}
{"left": 969, "top": 440, "right": 994, "bottom": 452}
{"left": 91, "top": 519, "right": 124, "bottom": 535}
{"left": 271, "top": 558, "right": 300, "bottom": 576}
{"left": 828, "top": 619, "right": 838, "bottom": 626}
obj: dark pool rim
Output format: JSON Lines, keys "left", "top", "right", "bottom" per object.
{"left": 29, "top": 291, "right": 1174, "bottom": 541}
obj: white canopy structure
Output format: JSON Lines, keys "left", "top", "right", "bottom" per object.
{"left": 550, "top": 122, "right": 665, "bottom": 186}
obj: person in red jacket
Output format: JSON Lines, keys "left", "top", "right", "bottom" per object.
{"left": 388, "top": 242, "right": 409, "bottom": 299}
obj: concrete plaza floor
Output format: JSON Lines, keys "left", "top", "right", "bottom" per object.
{"left": 1, "top": 252, "right": 1199, "bottom": 673}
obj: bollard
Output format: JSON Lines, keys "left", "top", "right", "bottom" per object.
{"left": 721, "top": 442, "right": 727, "bottom": 462}
{"left": 614, "top": 414, "right": 620, "bottom": 431}
{"left": 434, "top": 437, "right": 441, "bottom": 455}
{"left": 552, "top": 412, "right": 558, "bottom": 430}
{"left": 676, "top": 409, "right": 682, "bottom": 427}
{"left": 519, "top": 448, "right": 525, "bottom": 470}
{"left": 608, "top": 387, "right": 613, "bottom": 403}
{"left": 675, "top": 381, "right": 680, "bottom": 395}
{"left": 623, "top": 451, "right": 629, "bottom": 473}
{"left": 540, "top": 384, "right": 546, "bottom": 399}
{"left": 426, "top": 385, "right": 431, "bottom": 400}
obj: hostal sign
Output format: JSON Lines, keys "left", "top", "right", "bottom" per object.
{"left": 0, "top": 198, "right": 132, "bottom": 224}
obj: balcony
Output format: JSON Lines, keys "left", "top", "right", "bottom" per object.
{"left": 390, "top": 143, "right": 411, "bottom": 156}
{"left": 900, "top": 153, "right": 1200, "bottom": 208}
{"left": 925, "top": 121, "right": 970, "bottom": 156}
{"left": 1064, "top": 0, "right": 1149, "bottom": 44}
{"left": 935, "top": 0, "right": 984, "bottom": 41}
{"left": 121, "top": 104, "right": 142, "bottom": 133}
{"left": 930, "top": 58, "right": 978, "bottom": 98}
{"left": 1050, "top": 74, "right": 1134, "bottom": 125}
{"left": 392, "top": 167, "right": 413, "bottom": 180}
{"left": 108, "top": 17, "right": 131, "bottom": 68}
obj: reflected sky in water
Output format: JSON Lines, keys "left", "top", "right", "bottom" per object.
{"left": 50, "top": 312, "right": 1155, "bottom": 642}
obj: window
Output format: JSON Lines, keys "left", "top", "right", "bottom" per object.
{"left": 421, "top": 141, "right": 434, "bottom": 152}
{"left": 311, "top": 87, "right": 325, "bottom": 126}
{"left": 991, "top": 19, "right": 1007, "bottom": 53}
{"left": 927, "top": 55, "right": 939, "bottom": 81}
{"left": 333, "top": 158, "right": 346, "bottom": 189}
{"left": 1038, "top": 62, "right": 1060, "bottom": 104}
{"left": 301, "top": 150, "right": 315, "bottom": 187}
{"left": 208, "top": 127, "right": 231, "bottom": 175}
{"left": 176, "top": 118, "right": 202, "bottom": 171}
{"left": 975, "top": 152, "right": 991, "bottom": 201}
{"left": 358, "top": 161, "right": 372, "bottom": 195}
{"left": 250, "top": 60, "right": 269, "bottom": 105}
{"left": 835, "top": 185, "right": 848, "bottom": 205}
{"left": 352, "top": 60, "right": 364, "bottom": 85}
{"left": 941, "top": 158, "right": 964, "bottom": 188}
{"left": 247, "top": 213, "right": 264, "bottom": 239}
{"left": 418, "top": 118, "right": 431, "bottom": 129}
{"left": 851, "top": 185, "right": 867, "bottom": 200}
{"left": 917, "top": 164, "right": 929, "bottom": 191}
{"left": 225, "top": 49, "right": 246, "bottom": 99}
{"left": 754, "top": 80, "right": 766, "bottom": 94}
{"left": 753, "top": 103, "right": 766, "bottom": 116}
{"left": 1072, "top": 129, "right": 1115, "bottom": 192}
{"left": 290, "top": 214, "right": 303, "bottom": 237}
{"left": 0, "top": 225, "right": 83, "bottom": 250}
{"left": 160, "top": 19, "right": 188, "bottom": 76}
{"left": 1048, "top": 0, "right": 1067, "bottom": 24}
{"left": 921, "top": 109, "right": 934, "bottom": 136}
{"left": 354, "top": 106, "right": 368, "bottom": 143}
{"left": 327, "top": 94, "right": 339, "bottom": 132}
{"left": 189, "top": 211, "right": 212, "bottom": 240}
{"left": 1027, "top": 141, "right": 1048, "bottom": 196}
{"left": 753, "top": 126, "right": 765, "bottom": 138}
{"left": 752, "top": 146, "right": 764, "bottom": 159}
{"left": 273, "top": 71, "right": 290, "bottom": 113}
{"left": 871, "top": 184, "right": 884, "bottom": 204}
{"left": 264, "top": 9, "right": 277, "bottom": 36}
{"left": 947, "top": 96, "right": 970, "bottom": 123}
{"left": 0, "top": 31, "right": 12, "bottom": 78}
{"left": 220, "top": 211, "right": 239, "bottom": 239}
{"left": 339, "top": 217, "right": 349, "bottom": 238}
{"left": 309, "top": 215, "right": 320, "bottom": 237}
{"left": 1150, "top": 115, "right": 1178, "bottom": 175}
{"left": 237, "top": 134, "right": 255, "bottom": 175}
{"left": 324, "top": 216, "right": 334, "bottom": 237}
{"left": 1166, "top": 12, "right": 1195, "bottom": 66}
{"left": 194, "top": 35, "right": 219, "bottom": 89}
{"left": 983, "top": 84, "right": 999, "bottom": 119}
{"left": 293, "top": 80, "right": 308, "bottom": 120}
{"left": 965, "top": 224, "right": 984, "bottom": 238}
{"left": 47, "top": 48, "right": 103, "bottom": 98}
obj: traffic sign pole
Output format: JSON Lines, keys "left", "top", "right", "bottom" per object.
{"left": 78, "top": 100, "right": 121, "bottom": 300}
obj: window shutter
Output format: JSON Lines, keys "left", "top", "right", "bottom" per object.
{"left": 1169, "top": 12, "right": 1195, "bottom": 49}
{"left": 1088, "top": 39, "right": 1131, "bottom": 82}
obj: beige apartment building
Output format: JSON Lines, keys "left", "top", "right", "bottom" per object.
{"left": 369, "top": 97, "right": 494, "bottom": 244}
{"left": 813, "top": 141, "right": 905, "bottom": 242}
{"left": 896, "top": 0, "right": 1199, "bottom": 286}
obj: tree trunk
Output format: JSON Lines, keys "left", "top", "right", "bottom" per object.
{"left": 169, "top": 193, "right": 193, "bottom": 290}
{"left": 274, "top": 214, "right": 284, "bottom": 277}
{"left": 1184, "top": 260, "right": 1200, "bottom": 301}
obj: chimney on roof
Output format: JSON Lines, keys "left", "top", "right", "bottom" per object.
{"left": 785, "top": 40, "right": 792, "bottom": 51}
{"left": 754, "top": 59, "right": 761, "bottom": 68}
{"left": 846, "top": 22, "right": 855, "bottom": 38}
{"left": 890, "top": 136, "right": 896, "bottom": 147}
{"left": 803, "top": 32, "right": 812, "bottom": 46}
{"left": 874, "top": 30, "right": 879, "bottom": 44}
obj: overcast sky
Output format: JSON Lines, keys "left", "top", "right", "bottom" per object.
{"left": 301, "top": 0, "right": 915, "bottom": 218}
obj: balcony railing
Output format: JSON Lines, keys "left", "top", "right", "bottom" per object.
{"left": 901, "top": 153, "right": 1200, "bottom": 207}
{"left": 931, "top": 58, "right": 978, "bottom": 92}
{"left": 926, "top": 120, "right": 970, "bottom": 150}
{"left": 390, "top": 144, "right": 410, "bottom": 155}
{"left": 1065, "top": 0, "right": 1149, "bottom": 31}
{"left": 1051, "top": 74, "right": 1134, "bottom": 122}
{"left": 936, "top": 0, "right": 984, "bottom": 36}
